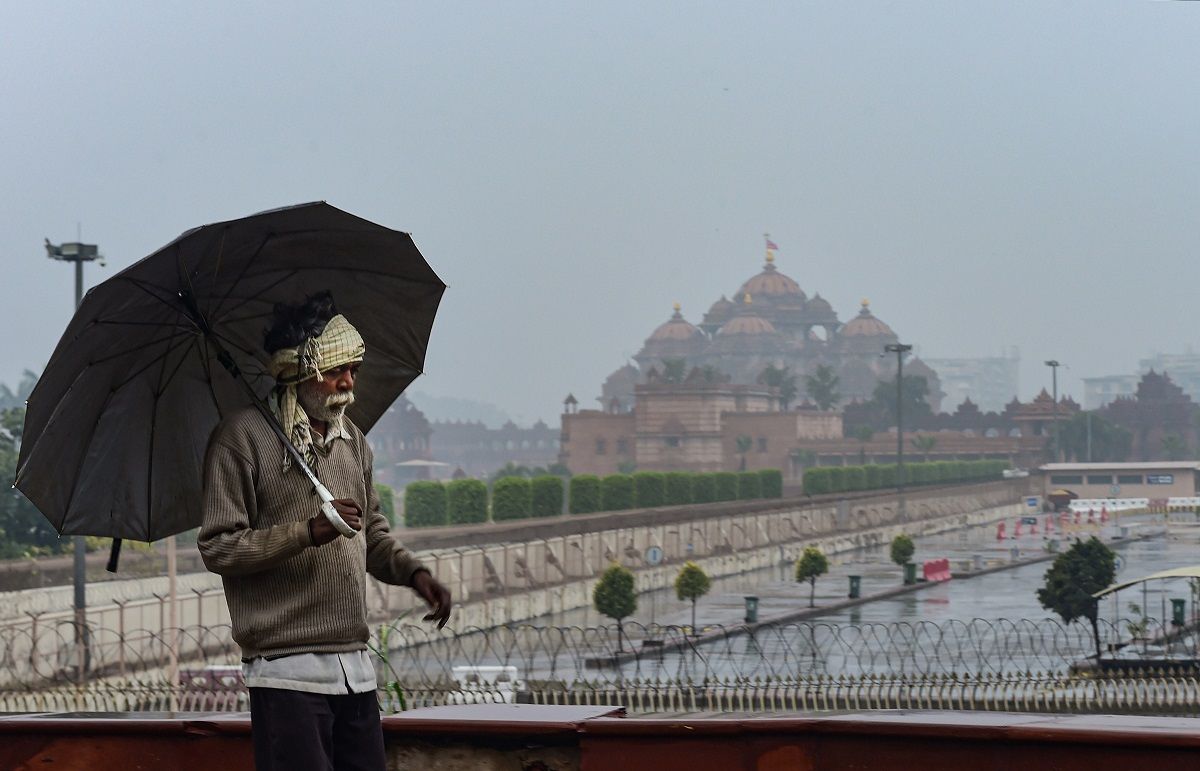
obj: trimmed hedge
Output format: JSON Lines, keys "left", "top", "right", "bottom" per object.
{"left": 633, "top": 471, "right": 666, "bottom": 508}
{"left": 405, "top": 467, "right": 792, "bottom": 527}
{"left": 600, "top": 474, "right": 635, "bottom": 511}
{"left": 374, "top": 482, "right": 397, "bottom": 526}
{"left": 531, "top": 475, "right": 564, "bottom": 518}
{"left": 692, "top": 473, "right": 717, "bottom": 504}
{"left": 736, "top": 471, "right": 761, "bottom": 500}
{"left": 665, "top": 472, "right": 694, "bottom": 505}
{"left": 569, "top": 474, "right": 601, "bottom": 514}
{"left": 802, "top": 460, "right": 1009, "bottom": 496}
{"left": 492, "top": 477, "right": 532, "bottom": 521}
{"left": 713, "top": 472, "right": 739, "bottom": 502}
{"left": 758, "top": 469, "right": 783, "bottom": 499}
{"left": 404, "top": 481, "right": 447, "bottom": 527}
{"left": 447, "top": 479, "right": 488, "bottom": 525}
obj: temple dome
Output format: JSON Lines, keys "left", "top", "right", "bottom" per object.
{"left": 839, "top": 299, "right": 895, "bottom": 338}
{"left": 736, "top": 255, "right": 806, "bottom": 302}
{"left": 717, "top": 294, "right": 778, "bottom": 336}
{"left": 647, "top": 303, "right": 705, "bottom": 342}
{"left": 806, "top": 293, "right": 834, "bottom": 315}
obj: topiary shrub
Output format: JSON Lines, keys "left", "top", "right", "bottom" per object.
{"left": 447, "top": 479, "right": 488, "bottom": 525}
{"left": 758, "top": 468, "right": 783, "bottom": 498}
{"left": 403, "top": 481, "right": 447, "bottom": 527}
{"left": 569, "top": 474, "right": 601, "bottom": 514}
{"left": 491, "top": 476, "right": 532, "bottom": 521}
{"left": 665, "top": 472, "right": 694, "bottom": 505}
{"left": 692, "top": 473, "right": 717, "bottom": 504}
{"left": 633, "top": 471, "right": 667, "bottom": 508}
{"left": 600, "top": 474, "right": 635, "bottom": 511}
{"left": 531, "top": 475, "right": 564, "bottom": 518}
{"left": 802, "top": 467, "right": 831, "bottom": 496}
{"left": 713, "top": 471, "right": 739, "bottom": 502}
{"left": 844, "top": 465, "right": 866, "bottom": 492}
{"left": 828, "top": 466, "right": 847, "bottom": 493}
{"left": 736, "top": 471, "right": 761, "bottom": 500}
{"left": 863, "top": 464, "right": 883, "bottom": 490}
{"left": 374, "top": 482, "right": 397, "bottom": 526}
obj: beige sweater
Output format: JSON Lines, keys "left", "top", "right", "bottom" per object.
{"left": 198, "top": 407, "right": 424, "bottom": 660}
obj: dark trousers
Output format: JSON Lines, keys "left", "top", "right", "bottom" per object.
{"left": 249, "top": 687, "right": 387, "bottom": 771}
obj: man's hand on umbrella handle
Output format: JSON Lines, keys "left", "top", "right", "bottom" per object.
{"left": 310, "top": 499, "right": 362, "bottom": 545}
{"left": 411, "top": 570, "right": 452, "bottom": 629}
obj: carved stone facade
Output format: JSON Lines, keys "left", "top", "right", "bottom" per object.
{"left": 600, "top": 253, "right": 943, "bottom": 413}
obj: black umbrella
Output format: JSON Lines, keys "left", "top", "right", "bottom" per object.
{"left": 16, "top": 202, "right": 445, "bottom": 546}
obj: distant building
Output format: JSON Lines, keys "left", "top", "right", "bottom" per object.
{"left": 368, "top": 395, "right": 434, "bottom": 486}
{"left": 1099, "top": 371, "right": 1198, "bottom": 462}
{"left": 923, "top": 351, "right": 1019, "bottom": 413}
{"left": 429, "top": 419, "right": 560, "bottom": 478}
{"left": 1082, "top": 375, "right": 1139, "bottom": 410}
{"left": 1040, "top": 461, "right": 1200, "bottom": 500}
{"left": 1139, "top": 352, "right": 1200, "bottom": 404}
{"left": 596, "top": 250, "right": 944, "bottom": 415}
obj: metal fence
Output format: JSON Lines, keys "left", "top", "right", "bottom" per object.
{"left": 5, "top": 617, "right": 1200, "bottom": 715}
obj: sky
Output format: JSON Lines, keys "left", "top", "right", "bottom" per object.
{"left": 1, "top": 2, "right": 1197, "bottom": 425}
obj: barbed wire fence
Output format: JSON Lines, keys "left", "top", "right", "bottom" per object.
{"left": 5, "top": 616, "right": 1200, "bottom": 715}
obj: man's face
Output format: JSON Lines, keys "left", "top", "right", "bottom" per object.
{"left": 297, "top": 362, "right": 360, "bottom": 422}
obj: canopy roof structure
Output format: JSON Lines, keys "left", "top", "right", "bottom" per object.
{"left": 1094, "top": 566, "right": 1200, "bottom": 598}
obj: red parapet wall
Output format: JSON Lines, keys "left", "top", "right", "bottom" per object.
{"left": 3, "top": 706, "right": 1200, "bottom": 770}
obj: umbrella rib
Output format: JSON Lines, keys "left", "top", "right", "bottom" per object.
{"left": 108, "top": 331, "right": 199, "bottom": 393}
{"left": 208, "top": 268, "right": 300, "bottom": 326}
{"left": 209, "top": 232, "right": 274, "bottom": 324}
{"left": 88, "top": 326, "right": 197, "bottom": 369}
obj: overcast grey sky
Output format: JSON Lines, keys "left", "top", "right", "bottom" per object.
{"left": 2, "top": 2, "right": 1197, "bottom": 423}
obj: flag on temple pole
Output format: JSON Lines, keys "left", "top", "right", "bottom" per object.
{"left": 765, "top": 236, "right": 779, "bottom": 252}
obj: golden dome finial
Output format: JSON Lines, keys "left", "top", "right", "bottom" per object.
{"left": 861, "top": 298, "right": 870, "bottom": 308}
{"left": 765, "top": 252, "right": 775, "bottom": 264}
{"left": 672, "top": 301, "right": 681, "bottom": 313}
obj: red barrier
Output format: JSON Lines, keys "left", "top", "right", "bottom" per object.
{"left": 923, "top": 558, "right": 952, "bottom": 582}
{"left": 995, "top": 522, "right": 1006, "bottom": 541}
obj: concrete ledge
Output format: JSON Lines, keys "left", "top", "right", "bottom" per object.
{"left": 3, "top": 707, "right": 1200, "bottom": 770}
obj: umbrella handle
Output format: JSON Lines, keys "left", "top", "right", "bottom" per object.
{"left": 315, "top": 483, "right": 359, "bottom": 539}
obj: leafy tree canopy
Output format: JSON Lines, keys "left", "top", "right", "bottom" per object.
{"left": 804, "top": 365, "right": 841, "bottom": 411}
{"left": 675, "top": 561, "right": 711, "bottom": 603}
{"left": 889, "top": 533, "right": 915, "bottom": 567}
{"left": 593, "top": 562, "right": 637, "bottom": 621}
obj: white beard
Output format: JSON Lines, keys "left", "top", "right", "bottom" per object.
{"left": 298, "top": 382, "right": 355, "bottom": 422}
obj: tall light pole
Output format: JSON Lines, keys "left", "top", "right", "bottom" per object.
{"left": 885, "top": 343, "right": 913, "bottom": 489}
{"left": 1044, "top": 360, "right": 1061, "bottom": 463}
{"left": 45, "top": 238, "right": 103, "bottom": 675}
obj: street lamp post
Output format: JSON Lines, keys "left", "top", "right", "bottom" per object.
{"left": 1044, "top": 360, "right": 1061, "bottom": 462}
{"left": 45, "top": 239, "right": 103, "bottom": 674}
{"left": 884, "top": 343, "right": 913, "bottom": 489}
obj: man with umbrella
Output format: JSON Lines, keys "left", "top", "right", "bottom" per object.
{"left": 199, "top": 291, "right": 451, "bottom": 771}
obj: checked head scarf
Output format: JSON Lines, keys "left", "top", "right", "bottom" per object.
{"left": 268, "top": 314, "right": 365, "bottom": 472}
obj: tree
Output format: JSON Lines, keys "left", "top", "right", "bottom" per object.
{"left": 804, "top": 365, "right": 841, "bottom": 410}
{"left": 795, "top": 546, "right": 829, "bottom": 607}
{"left": 1058, "top": 412, "right": 1131, "bottom": 463}
{"left": 0, "top": 405, "right": 61, "bottom": 557}
{"left": 852, "top": 426, "right": 874, "bottom": 464}
{"left": 593, "top": 562, "right": 637, "bottom": 651}
{"left": 736, "top": 435, "right": 753, "bottom": 471}
{"left": 674, "top": 561, "right": 711, "bottom": 634}
{"left": 1161, "top": 433, "right": 1193, "bottom": 461}
{"left": 1037, "top": 537, "right": 1116, "bottom": 659}
{"left": 0, "top": 370, "right": 38, "bottom": 411}
{"left": 662, "top": 358, "right": 687, "bottom": 384}
{"left": 872, "top": 375, "right": 933, "bottom": 426}
{"left": 889, "top": 533, "right": 914, "bottom": 568}
{"left": 911, "top": 435, "right": 937, "bottom": 461}
{"left": 760, "top": 364, "right": 799, "bottom": 409}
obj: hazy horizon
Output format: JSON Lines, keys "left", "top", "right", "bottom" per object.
{"left": 3, "top": 2, "right": 1197, "bottom": 425}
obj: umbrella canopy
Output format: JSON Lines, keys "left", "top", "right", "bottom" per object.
{"left": 16, "top": 202, "right": 445, "bottom": 541}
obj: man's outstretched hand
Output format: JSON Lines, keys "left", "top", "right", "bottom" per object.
{"left": 411, "top": 570, "right": 452, "bottom": 629}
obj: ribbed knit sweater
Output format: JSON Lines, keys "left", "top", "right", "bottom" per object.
{"left": 198, "top": 406, "right": 424, "bottom": 660}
